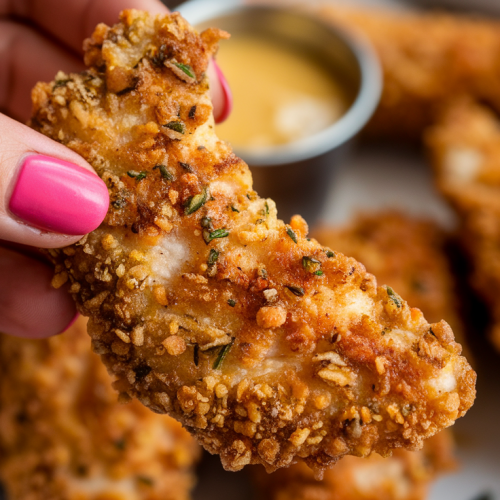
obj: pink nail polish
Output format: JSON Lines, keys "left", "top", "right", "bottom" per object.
{"left": 9, "top": 154, "right": 109, "bottom": 235}
{"left": 213, "top": 60, "right": 233, "bottom": 124}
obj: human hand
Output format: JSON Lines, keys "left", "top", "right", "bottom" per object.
{"left": 0, "top": 0, "right": 232, "bottom": 339}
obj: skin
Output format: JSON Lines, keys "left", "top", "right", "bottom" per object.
{"left": 0, "top": 0, "right": 227, "bottom": 338}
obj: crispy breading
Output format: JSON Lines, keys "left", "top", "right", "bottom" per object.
{"left": 256, "top": 213, "right": 461, "bottom": 500}
{"left": 426, "top": 98, "right": 500, "bottom": 351}
{"left": 31, "top": 10, "right": 475, "bottom": 475}
{"left": 0, "top": 317, "right": 200, "bottom": 500}
{"left": 320, "top": 6, "right": 500, "bottom": 139}
{"left": 253, "top": 430, "right": 456, "bottom": 500}
{"left": 313, "top": 212, "right": 468, "bottom": 356}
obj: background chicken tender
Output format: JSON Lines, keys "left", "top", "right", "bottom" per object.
{"left": 320, "top": 6, "right": 500, "bottom": 140}
{"left": 426, "top": 98, "right": 500, "bottom": 352}
{"left": 0, "top": 317, "right": 200, "bottom": 500}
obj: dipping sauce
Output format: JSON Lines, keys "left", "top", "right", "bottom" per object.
{"left": 215, "top": 34, "right": 351, "bottom": 150}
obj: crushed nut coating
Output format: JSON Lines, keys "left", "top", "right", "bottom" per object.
{"left": 32, "top": 10, "right": 476, "bottom": 475}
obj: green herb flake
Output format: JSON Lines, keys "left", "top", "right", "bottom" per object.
{"left": 286, "top": 226, "right": 298, "bottom": 244}
{"left": 137, "top": 476, "right": 154, "bottom": 487}
{"left": 386, "top": 286, "right": 402, "bottom": 308}
{"left": 302, "top": 256, "right": 321, "bottom": 273}
{"left": 314, "top": 270, "right": 324, "bottom": 276}
{"left": 153, "top": 164, "right": 173, "bottom": 180}
{"left": 265, "top": 201, "right": 270, "bottom": 215}
{"left": 227, "top": 299, "right": 236, "bottom": 307}
{"left": 204, "top": 228, "right": 230, "bottom": 244}
{"left": 164, "top": 121, "right": 185, "bottom": 134}
{"left": 325, "top": 250, "right": 335, "bottom": 258}
{"left": 173, "top": 62, "right": 195, "bottom": 79}
{"left": 127, "top": 170, "right": 147, "bottom": 181}
{"left": 231, "top": 205, "right": 240, "bottom": 213}
{"left": 185, "top": 188, "right": 208, "bottom": 215}
{"left": 286, "top": 285, "right": 305, "bottom": 297}
{"left": 208, "top": 249, "right": 219, "bottom": 265}
{"left": 179, "top": 162, "right": 193, "bottom": 172}
{"left": 213, "top": 339, "right": 235, "bottom": 370}
{"left": 53, "top": 79, "right": 70, "bottom": 89}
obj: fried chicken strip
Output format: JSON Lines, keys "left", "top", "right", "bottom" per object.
{"left": 320, "top": 6, "right": 500, "bottom": 140}
{"left": 31, "top": 10, "right": 475, "bottom": 475}
{"left": 426, "top": 98, "right": 500, "bottom": 351}
{"left": 0, "top": 317, "right": 200, "bottom": 500}
{"left": 254, "top": 212, "right": 464, "bottom": 500}
{"left": 253, "top": 431, "right": 456, "bottom": 500}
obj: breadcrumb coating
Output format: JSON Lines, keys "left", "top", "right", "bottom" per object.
{"left": 320, "top": 6, "right": 500, "bottom": 140}
{"left": 313, "top": 212, "right": 468, "bottom": 358}
{"left": 256, "top": 213, "right": 460, "bottom": 500}
{"left": 426, "top": 98, "right": 500, "bottom": 351}
{"left": 0, "top": 317, "right": 200, "bottom": 500}
{"left": 253, "top": 430, "right": 456, "bottom": 500}
{"left": 31, "top": 10, "right": 475, "bottom": 475}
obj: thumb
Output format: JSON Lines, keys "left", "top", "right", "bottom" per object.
{"left": 0, "top": 113, "right": 109, "bottom": 249}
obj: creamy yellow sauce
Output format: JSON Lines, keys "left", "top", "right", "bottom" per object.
{"left": 215, "top": 34, "right": 350, "bottom": 150}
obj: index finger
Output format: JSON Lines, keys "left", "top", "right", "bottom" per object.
{"left": 0, "top": 0, "right": 169, "bottom": 55}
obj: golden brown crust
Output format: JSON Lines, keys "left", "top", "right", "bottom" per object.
{"left": 426, "top": 98, "right": 500, "bottom": 351}
{"left": 0, "top": 318, "right": 200, "bottom": 500}
{"left": 256, "top": 213, "right": 462, "bottom": 500}
{"left": 31, "top": 10, "right": 475, "bottom": 475}
{"left": 320, "top": 6, "right": 500, "bottom": 140}
{"left": 313, "top": 212, "right": 469, "bottom": 357}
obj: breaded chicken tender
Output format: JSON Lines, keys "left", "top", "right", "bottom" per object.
{"left": 313, "top": 212, "right": 467, "bottom": 355}
{"left": 426, "top": 98, "right": 500, "bottom": 351}
{"left": 0, "top": 317, "right": 200, "bottom": 500}
{"left": 31, "top": 10, "right": 475, "bottom": 475}
{"left": 255, "top": 212, "right": 462, "bottom": 500}
{"left": 320, "top": 6, "right": 500, "bottom": 139}
{"left": 253, "top": 430, "right": 455, "bottom": 500}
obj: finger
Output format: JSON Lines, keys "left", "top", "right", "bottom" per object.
{"left": 1, "top": 0, "right": 169, "bottom": 55}
{"left": 0, "top": 21, "right": 84, "bottom": 122}
{"left": 0, "top": 114, "right": 109, "bottom": 248}
{"left": 0, "top": 5, "right": 231, "bottom": 122}
{"left": 0, "top": 246, "right": 77, "bottom": 338}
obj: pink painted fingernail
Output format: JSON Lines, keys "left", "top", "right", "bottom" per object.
{"left": 9, "top": 154, "right": 109, "bottom": 235}
{"left": 213, "top": 59, "right": 233, "bottom": 124}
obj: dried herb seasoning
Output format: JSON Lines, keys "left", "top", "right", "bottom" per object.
{"left": 213, "top": 339, "right": 235, "bottom": 370}
{"left": 286, "top": 226, "right": 298, "bottom": 243}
